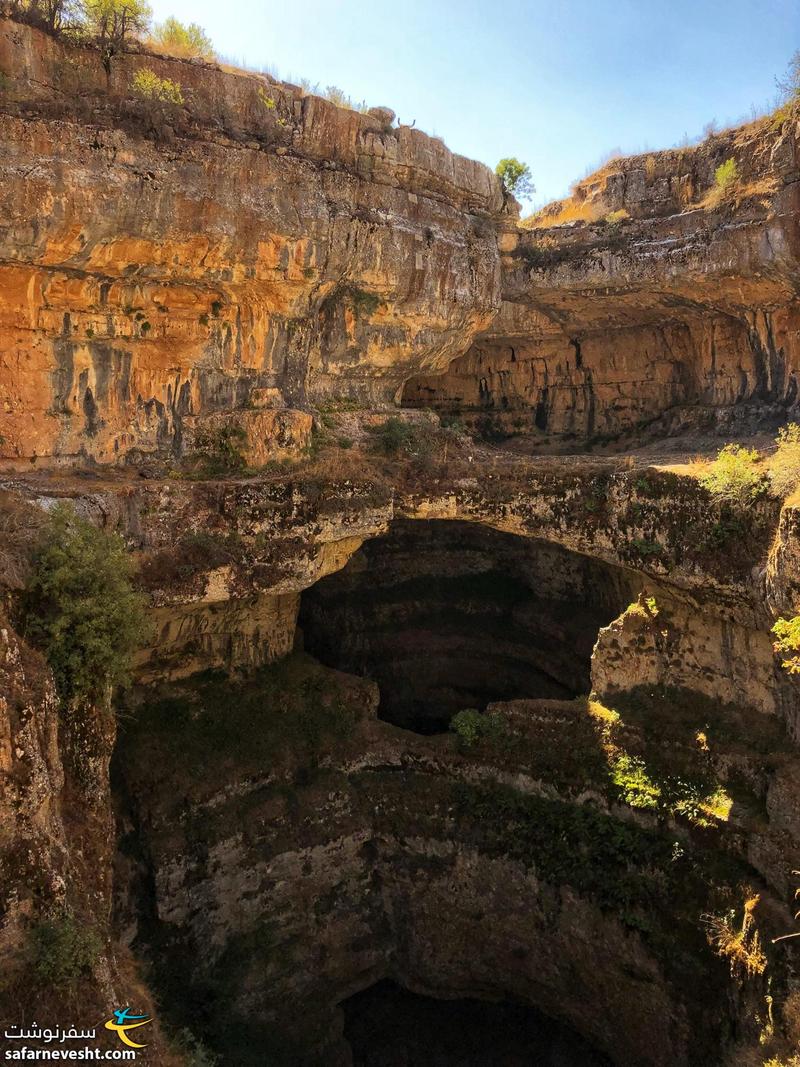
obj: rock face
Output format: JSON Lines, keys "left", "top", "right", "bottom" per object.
{"left": 0, "top": 613, "right": 66, "bottom": 966}
{"left": 116, "top": 640, "right": 797, "bottom": 1067}
{"left": 0, "top": 19, "right": 506, "bottom": 466}
{"left": 1, "top": 455, "right": 795, "bottom": 1064}
{"left": 0, "top": 611, "right": 168, "bottom": 1053}
{"left": 404, "top": 121, "right": 800, "bottom": 445}
{"left": 7, "top": 18, "right": 800, "bottom": 465}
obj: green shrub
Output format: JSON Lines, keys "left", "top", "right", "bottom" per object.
{"left": 772, "top": 616, "right": 800, "bottom": 674}
{"left": 347, "top": 287, "right": 381, "bottom": 318}
{"left": 131, "top": 68, "right": 184, "bottom": 105}
{"left": 450, "top": 708, "right": 506, "bottom": 748}
{"left": 769, "top": 423, "right": 800, "bottom": 497}
{"left": 23, "top": 504, "right": 148, "bottom": 704}
{"left": 150, "top": 16, "right": 213, "bottom": 58}
{"left": 629, "top": 537, "right": 663, "bottom": 558}
{"left": 337, "top": 436, "right": 354, "bottom": 449}
{"left": 367, "top": 417, "right": 418, "bottom": 457}
{"left": 610, "top": 754, "right": 661, "bottom": 809}
{"left": 28, "top": 913, "right": 101, "bottom": 987}
{"left": 258, "top": 87, "right": 276, "bottom": 110}
{"left": 700, "top": 444, "right": 765, "bottom": 504}
{"left": 174, "top": 1028, "right": 220, "bottom": 1067}
{"left": 193, "top": 424, "right": 248, "bottom": 476}
{"left": 714, "top": 158, "right": 740, "bottom": 192}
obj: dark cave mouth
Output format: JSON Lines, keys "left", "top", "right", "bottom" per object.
{"left": 299, "top": 519, "right": 636, "bottom": 734}
{"left": 342, "top": 979, "right": 612, "bottom": 1067}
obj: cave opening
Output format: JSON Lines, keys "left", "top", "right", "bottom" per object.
{"left": 298, "top": 519, "right": 637, "bottom": 734}
{"left": 342, "top": 979, "right": 612, "bottom": 1066}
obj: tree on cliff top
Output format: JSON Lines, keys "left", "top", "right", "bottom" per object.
{"left": 82, "top": 0, "right": 152, "bottom": 48}
{"left": 777, "top": 49, "right": 800, "bottom": 103}
{"left": 9, "top": 0, "right": 82, "bottom": 34}
{"left": 495, "top": 157, "right": 535, "bottom": 203}
{"left": 23, "top": 503, "right": 148, "bottom": 704}
{"left": 149, "top": 15, "right": 214, "bottom": 59}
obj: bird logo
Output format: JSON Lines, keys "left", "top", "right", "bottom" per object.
{"left": 104, "top": 1007, "right": 151, "bottom": 1049}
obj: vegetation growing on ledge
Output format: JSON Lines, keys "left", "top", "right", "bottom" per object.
{"left": 445, "top": 682, "right": 778, "bottom": 831}
{"left": 366, "top": 417, "right": 463, "bottom": 470}
{"left": 446, "top": 776, "right": 753, "bottom": 951}
{"left": 699, "top": 444, "right": 765, "bottom": 504}
{"left": 495, "top": 157, "right": 534, "bottom": 202}
{"left": 27, "top": 912, "right": 101, "bottom": 988}
{"left": 131, "top": 67, "right": 184, "bottom": 104}
{"left": 123, "top": 653, "right": 370, "bottom": 811}
{"left": 22, "top": 504, "right": 147, "bottom": 704}
{"left": 149, "top": 15, "right": 213, "bottom": 58}
{"left": 449, "top": 708, "right": 508, "bottom": 749}
{"left": 771, "top": 616, "right": 800, "bottom": 674}
{"left": 702, "top": 895, "right": 767, "bottom": 980}
{"left": 190, "top": 424, "right": 249, "bottom": 477}
{"left": 769, "top": 423, "right": 800, "bottom": 497}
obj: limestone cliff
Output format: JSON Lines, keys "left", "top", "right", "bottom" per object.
{"left": 0, "top": 19, "right": 506, "bottom": 466}
{"left": 405, "top": 118, "right": 800, "bottom": 446}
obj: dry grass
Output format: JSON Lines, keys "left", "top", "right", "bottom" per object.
{"left": 144, "top": 38, "right": 204, "bottom": 61}
{"left": 698, "top": 175, "right": 779, "bottom": 212}
{"left": 703, "top": 895, "right": 768, "bottom": 979}
{"left": 522, "top": 197, "right": 606, "bottom": 229}
{"left": 657, "top": 456, "right": 713, "bottom": 479}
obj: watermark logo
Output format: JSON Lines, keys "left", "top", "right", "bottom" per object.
{"left": 4, "top": 1008, "right": 151, "bottom": 1059}
{"left": 103, "top": 1010, "right": 150, "bottom": 1051}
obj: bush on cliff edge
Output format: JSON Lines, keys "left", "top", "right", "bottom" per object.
{"left": 23, "top": 503, "right": 148, "bottom": 704}
{"left": 699, "top": 443, "right": 766, "bottom": 504}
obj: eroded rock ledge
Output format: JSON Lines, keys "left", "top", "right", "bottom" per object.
{"left": 1, "top": 18, "right": 800, "bottom": 1066}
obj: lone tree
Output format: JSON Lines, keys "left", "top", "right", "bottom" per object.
{"left": 82, "top": 0, "right": 152, "bottom": 50}
{"left": 23, "top": 0, "right": 79, "bottom": 32}
{"left": 495, "top": 157, "right": 534, "bottom": 202}
{"left": 777, "top": 48, "right": 800, "bottom": 102}
{"left": 150, "top": 16, "right": 214, "bottom": 59}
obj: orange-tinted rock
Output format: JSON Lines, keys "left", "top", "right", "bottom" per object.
{"left": 0, "top": 20, "right": 506, "bottom": 466}
{"left": 405, "top": 120, "right": 800, "bottom": 444}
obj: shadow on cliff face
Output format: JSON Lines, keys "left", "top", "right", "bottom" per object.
{"left": 342, "top": 980, "right": 612, "bottom": 1067}
{"left": 298, "top": 519, "right": 638, "bottom": 733}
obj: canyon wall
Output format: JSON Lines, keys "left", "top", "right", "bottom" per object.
{"left": 0, "top": 19, "right": 507, "bottom": 466}
{"left": 405, "top": 120, "right": 800, "bottom": 445}
{"left": 2, "top": 16, "right": 800, "bottom": 1067}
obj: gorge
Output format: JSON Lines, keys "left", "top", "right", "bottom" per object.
{"left": 1, "top": 13, "right": 800, "bottom": 1067}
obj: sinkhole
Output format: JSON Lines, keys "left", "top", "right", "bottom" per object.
{"left": 342, "top": 979, "right": 612, "bottom": 1066}
{"left": 299, "top": 519, "right": 637, "bottom": 733}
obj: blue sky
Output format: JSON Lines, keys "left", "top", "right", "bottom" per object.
{"left": 148, "top": 0, "right": 799, "bottom": 207}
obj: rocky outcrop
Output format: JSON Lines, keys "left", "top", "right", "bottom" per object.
{"left": 591, "top": 598, "right": 785, "bottom": 721}
{"left": 404, "top": 119, "right": 800, "bottom": 446}
{"left": 0, "top": 613, "right": 66, "bottom": 968}
{"left": 0, "top": 611, "right": 175, "bottom": 1059}
{"left": 116, "top": 648, "right": 795, "bottom": 1066}
{"left": 0, "top": 19, "right": 506, "bottom": 466}
{"left": 7, "top": 19, "right": 799, "bottom": 468}
{"left": 0, "top": 454, "right": 787, "bottom": 684}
